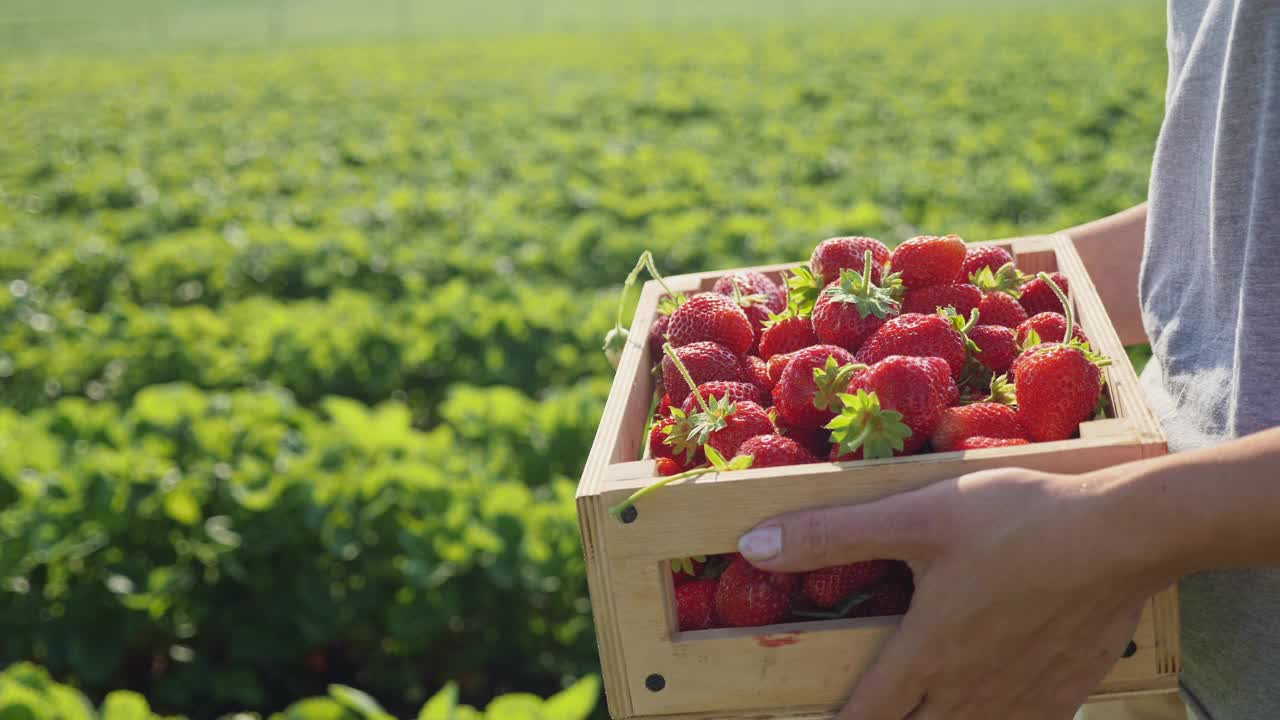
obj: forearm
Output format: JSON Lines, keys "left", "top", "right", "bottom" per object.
{"left": 1063, "top": 203, "right": 1149, "bottom": 346}
{"left": 1088, "top": 426, "right": 1280, "bottom": 583}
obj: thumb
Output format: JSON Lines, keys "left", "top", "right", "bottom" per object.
{"left": 737, "top": 490, "right": 943, "bottom": 572}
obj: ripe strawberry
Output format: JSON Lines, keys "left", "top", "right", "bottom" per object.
{"left": 662, "top": 341, "right": 743, "bottom": 407}
{"left": 657, "top": 393, "right": 673, "bottom": 417}
{"left": 784, "top": 425, "right": 835, "bottom": 458}
{"left": 829, "top": 356, "right": 957, "bottom": 458}
{"left": 889, "top": 235, "right": 967, "bottom": 289}
{"left": 655, "top": 457, "right": 684, "bottom": 476}
{"left": 811, "top": 253, "right": 901, "bottom": 353}
{"left": 1018, "top": 271, "right": 1071, "bottom": 316}
{"left": 772, "top": 345, "right": 860, "bottom": 430}
{"left": 744, "top": 355, "right": 774, "bottom": 395}
{"left": 680, "top": 381, "right": 768, "bottom": 416}
{"left": 855, "top": 311, "right": 975, "bottom": 380}
{"left": 668, "top": 396, "right": 775, "bottom": 464}
{"left": 735, "top": 434, "right": 819, "bottom": 468}
{"left": 956, "top": 245, "right": 1015, "bottom": 283}
{"left": 956, "top": 436, "right": 1031, "bottom": 450}
{"left": 713, "top": 271, "right": 786, "bottom": 319}
{"left": 969, "top": 324, "right": 1018, "bottom": 374}
{"left": 759, "top": 315, "right": 819, "bottom": 359}
{"left": 648, "top": 314, "right": 671, "bottom": 363}
{"left": 1016, "top": 344, "right": 1104, "bottom": 441}
{"left": 667, "top": 292, "right": 755, "bottom": 355}
{"left": 1016, "top": 312, "right": 1089, "bottom": 348}
{"left": 803, "top": 561, "right": 893, "bottom": 609}
{"left": 766, "top": 351, "right": 795, "bottom": 385}
{"left": 901, "top": 283, "right": 981, "bottom": 318}
{"left": 849, "top": 581, "right": 913, "bottom": 618}
{"left": 715, "top": 556, "right": 798, "bottom": 627}
{"left": 931, "top": 403, "right": 1029, "bottom": 452}
{"left": 810, "top": 236, "right": 891, "bottom": 285}
{"left": 1014, "top": 273, "right": 1109, "bottom": 442}
{"left": 976, "top": 291, "right": 1028, "bottom": 328}
{"left": 676, "top": 579, "right": 719, "bottom": 631}
{"left": 649, "top": 416, "right": 679, "bottom": 461}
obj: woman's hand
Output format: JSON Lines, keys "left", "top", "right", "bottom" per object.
{"left": 737, "top": 467, "right": 1175, "bottom": 720}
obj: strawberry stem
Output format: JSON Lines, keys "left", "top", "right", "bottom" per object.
{"left": 608, "top": 465, "right": 720, "bottom": 517}
{"left": 663, "top": 342, "right": 712, "bottom": 416}
{"left": 1037, "top": 271, "right": 1075, "bottom": 342}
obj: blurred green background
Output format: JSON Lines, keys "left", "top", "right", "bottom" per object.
{"left": 1, "top": 1, "right": 1161, "bottom": 718}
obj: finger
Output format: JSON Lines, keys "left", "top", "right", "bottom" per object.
{"left": 835, "top": 619, "right": 929, "bottom": 720}
{"left": 738, "top": 489, "right": 944, "bottom": 572}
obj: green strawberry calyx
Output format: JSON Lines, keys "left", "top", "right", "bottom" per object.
{"left": 784, "top": 265, "right": 824, "bottom": 318}
{"left": 727, "top": 277, "right": 770, "bottom": 310}
{"left": 821, "top": 251, "right": 901, "bottom": 320}
{"left": 970, "top": 262, "right": 1028, "bottom": 297}
{"left": 940, "top": 306, "right": 982, "bottom": 356}
{"left": 672, "top": 555, "right": 708, "bottom": 578}
{"left": 661, "top": 343, "right": 748, "bottom": 462}
{"left": 608, "top": 447, "right": 754, "bottom": 518}
{"left": 825, "top": 389, "right": 914, "bottom": 460}
{"left": 978, "top": 373, "right": 1018, "bottom": 406}
{"left": 811, "top": 356, "right": 866, "bottom": 412}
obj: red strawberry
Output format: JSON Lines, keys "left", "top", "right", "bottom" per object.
{"left": 829, "top": 356, "right": 957, "bottom": 458}
{"left": 767, "top": 352, "right": 795, "bottom": 385}
{"left": 662, "top": 341, "right": 743, "bottom": 407}
{"left": 1016, "top": 312, "right": 1089, "bottom": 348}
{"left": 811, "top": 254, "right": 901, "bottom": 353}
{"left": 759, "top": 315, "right": 819, "bottom": 359}
{"left": 955, "top": 436, "right": 1031, "bottom": 450}
{"left": 889, "top": 235, "right": 967, "bottom": 289}
{"left": 668, "top": 397, "right": 775, "bottom": 464}
{"left": 680, "top": 381, "right": 768, "bottom": 416}
{"left": 649, "top": 416, "right": 679, "bottom": 461}
{"left": 676, "top": 580, "right": 719, "bottom": 631}
{"left": 855, "top": 312, "right": 974, "bottom": 381}
{"left": 735, "top": 434, "right": 819, "bottom": 468}
{"left": 715, "top": 556, "right": 798, "bottom": 627}
{"left": 713, "top": 271, "right": 786, "bottom": 316}
{"left": 803, "top": 561, "right": 894, "bottom": 609}
{"left": 1018, "top": 272, "right": 1070, "bottom": 316}
{"left": 969, "top": 324, "right": 1018, "bottom": 374}
{"left": 772, "top": 345, "right": 860, "bottom": 430}
{"left": 849, "top": 581, "right": 913, "bottom": 618}
{"left": 931, "top": 403, "right": 1029, "bottom": 452}
{"left": 657, "top": 393, "right": 673, "bottom": 417}
{"left": 743, "top": 355, "right": 774, "bottom": 395}
{"left": 1015, "top": 344, "right": 1104, "bottom": 441}
{"left": 655, "top": 457, "right": 684, "bottom": 476}
{"left": 956, "top": 245, "right": 1015, "bottom": 282}
{"left": 976, "top": 291, "right": 1028, "bottom": 328}
{"left": 784, "top": 425, "right": 835, "bottom": 459}
{"left": 648, "top": 314, "right": 671, "bottom": 363}
{"left": 810, "top": 236, "right": 891, "bottom": 285}
{"left": 667, "top": 292, "right": 755, "bottom": 355}
{"left": 901, "top": 283, "right": 981, "bottom": 318}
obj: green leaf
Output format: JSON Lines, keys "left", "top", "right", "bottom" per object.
{"left": 727, "top": 454, "right": 754, "bottom": 471}
{"left": 417, "top": 683, "right": 459, "bottom": 720}
{"left": 329, "top": 685, "right": 392, "bottom": 720}
{"left": 281, "top": 698, "right": 352, "bottom": 720}
{"left": 704, "top": 445, "right": 729, "bottom": 470}
{"left": 542, "top": 676, "right": 601, "bottom": 720}
{"left": 100, "top": 691, "right": 150, "bottom": 720}
{"left": 163, "top": 489, "right": 202, "bottom": 526}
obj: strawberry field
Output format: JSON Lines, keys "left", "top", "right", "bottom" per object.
{"left": 0, "top": 1, "right": 1164, "bottom": 718}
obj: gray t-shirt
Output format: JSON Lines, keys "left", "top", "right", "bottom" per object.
{"left": 1139, "top": 0, "right": 1280, "bottom": 717}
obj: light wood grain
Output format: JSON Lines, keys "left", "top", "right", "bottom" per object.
{"left": 576, "top": 234, "right": 1178, "bottom": 719}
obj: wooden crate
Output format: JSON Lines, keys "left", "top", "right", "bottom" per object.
{"left": 575, "top": 233, "right": 1180, "bottom": 720}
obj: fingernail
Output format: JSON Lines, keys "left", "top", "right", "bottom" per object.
{"left": 738, "top": 525, "right": 782, "bottom": 561}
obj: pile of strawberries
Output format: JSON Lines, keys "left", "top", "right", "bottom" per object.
{"left": 607, "top": 235, "right": 1111, "bottom": 630}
